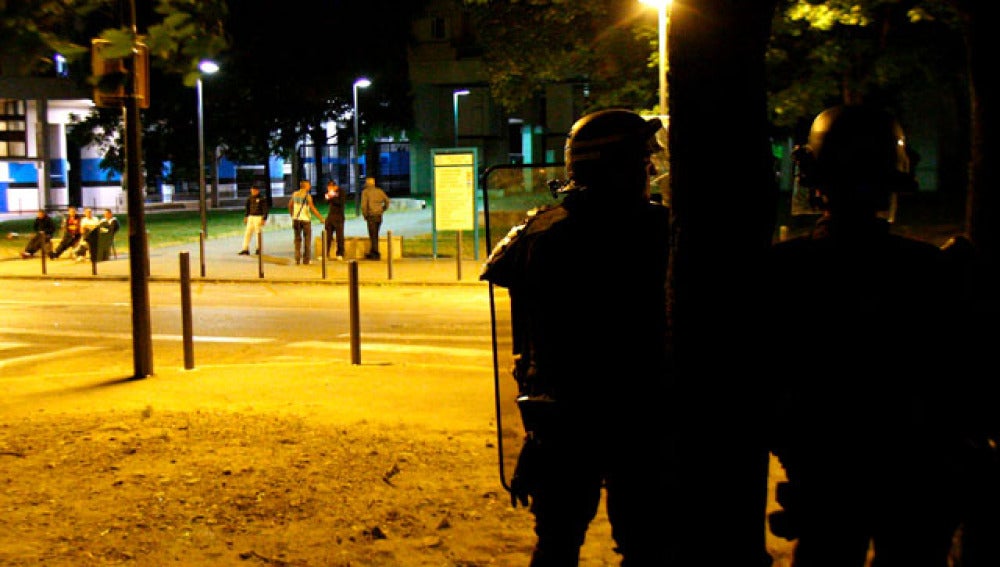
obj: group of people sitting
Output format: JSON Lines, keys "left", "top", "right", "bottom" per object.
{"left": 20, "top": 206, "right": 119, "bottom": 262}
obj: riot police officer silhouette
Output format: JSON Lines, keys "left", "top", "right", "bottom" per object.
{"left": 765, "top": 104, "right": 965, "bottom": 566}
{"left": 481, "top": 109, "right": 671, "bottom": 566}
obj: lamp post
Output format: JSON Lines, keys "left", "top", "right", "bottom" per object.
{"left": 453, "top": 89, "right": 469, "bottom": 147}
{"left": 352, "top": 77, "right": 371, "bottom": 209}
{"left": 196, "top": 59, "right": 219, "bottom": 240}
{"left": 639, "top": 0, "right": 672, "bottom": 115}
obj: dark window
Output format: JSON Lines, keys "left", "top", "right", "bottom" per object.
{"left": 0, "top": 99, "right": 27, "bottom": 157}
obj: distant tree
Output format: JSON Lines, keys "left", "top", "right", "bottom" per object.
{"left": 0, "top": 0, "right": 229, "bottom": 185}
{"left": 203, "top": 0, "right": 429, "bottom": 192}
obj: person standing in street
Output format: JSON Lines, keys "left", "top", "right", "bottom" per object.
{"left": 360, "top": 177, "right": 390, "bottom": 260}
{"left": 20, "top": 209, "right": 56, "bottom": 259}
{"left": 480, "top": 109, "right": 671, "bottom": 566}
{"left": 239, "top": 185, "right": 269, "bottom": 256}
{"left": 289, "top": 179, "right": 324, "bottom": 265}
{"left": 324, "top": 179, "right": 347, "bottom": 260}
{"left": 50, "top": 206, "right": 81, "bottom": 259}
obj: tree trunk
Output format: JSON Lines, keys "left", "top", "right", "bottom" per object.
{"left": 962, "top": 2, "right": 999, "bottom": 282}
{"left": 665, "top": 1, "right": 779, "bottom": 565}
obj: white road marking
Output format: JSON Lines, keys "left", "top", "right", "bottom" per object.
{"left": 289, "top": 340, "right": 491, "bottom": 358}
{"left": 335, "top": 332, "right": 491, "bottom": 343}
{"left": 0, "top": 327, "right": 273, "bottom": 344}
{"left": 0, "top": 342, "right": 31, "bottom": 350}
{"left": 0, "top": 345, "right": 103, "bottom": 369}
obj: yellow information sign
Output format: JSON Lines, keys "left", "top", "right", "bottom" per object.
{"left": 433, "top": 151, "right": 476, "bottom": 231}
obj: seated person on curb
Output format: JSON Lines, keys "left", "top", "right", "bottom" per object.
{"left": 73, "top": 207, "right": 101, "bottom": 262}
{"left": 20, "top": 209, "right": 57, "bottom": 259}
{"left": 50, "top": 206, "right": 82, "bottom": 259}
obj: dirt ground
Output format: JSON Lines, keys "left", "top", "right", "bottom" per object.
{"left": 0, "top": 413, "right": 796, "bottom": 567}
{"left": 0, "top": 355, "right": 794, "bottom": 567}
{"left": 0, "top": 409, "right": 550, "bottom": 566}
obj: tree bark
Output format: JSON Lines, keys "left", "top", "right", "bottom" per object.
{"left": 962, "top": 2, "right": 999, "bottom": 280}
{"left": 665, "top": 1, "right": 779, "bottom": 565}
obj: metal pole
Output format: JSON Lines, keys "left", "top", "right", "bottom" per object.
{"left": 453, "top": 89, "right": 469, "bottom": 147}
{"left": 352, "top": 78, "right": 370, "bottom": 217}
{"left": 197, "top": 77, "right": 207, "bottom": 240}
{"left": 456, "top": 231, "right": 462, "bottom": 281}
{"left": 124, "top": 0, "right": 153, "bottom": 379}
{"left": 658, "top": 4, "right": 667, "bottom": 115}
{"left": 257, "top": 230, "right": 264, "bottom": 279}
{"left": 199, "top": 230, "right": 206, "bottom": 277}
{"left": 348, "top": 260, "right": 361, "bottom": 365}
{"left": 180, "top": 251, "right": 194, "bottom": 369}
{"left": 386, "top": 229, "right": 393, "bottom": 280}
{"left": 321, "top": 228, "right": 328, "bottom": 279}
{"left": 353, "top": 84, "right": 361, "bottom": 218}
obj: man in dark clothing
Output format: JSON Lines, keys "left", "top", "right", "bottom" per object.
{"left": 360, "top": 177, "right": 390, "bottom": 260}
{"left": 239, "top": 185, "right": 268, "bottom": 255}
{"left": 764, "top": 105, "right": 968, "bottom": 566}
{"left": 20, "top": 209, "right": 56, "bottom": 258}
{"left": 50, "top": 206, "right": 81, "bottom": 259}
{"left": 324, "top": 180, "right": 347, "bottom": 260}
{"left": 481, "top": 109, "right": 671, "bottom": 566}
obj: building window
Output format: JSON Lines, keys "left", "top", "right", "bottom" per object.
{"left": 0, "top": 99, "right": 27, "bottom": 157}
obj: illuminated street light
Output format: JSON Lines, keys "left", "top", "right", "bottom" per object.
{"left": 352, "top": 77, "right": 371, "bottom": 206}
{"left": 196, "top": 59, "right": 219, "bottom": 240}
{"left": 453, "top": 89, "right": 470, "bottom": 147}
{"left": 639, "top": 0, "right": 672, "bottom": 115}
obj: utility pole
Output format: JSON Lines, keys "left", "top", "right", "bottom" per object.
{"left": 123, "top": 0, "right": 154, "bottom": 378}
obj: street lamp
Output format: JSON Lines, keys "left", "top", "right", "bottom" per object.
{"left": 453, "top": 89, "right": 469, "bottom": 147}
{"left": 352, "top": 77, "right": 371, "bottom": 205}
{"left": 639, "top": 0, "right": 672, "bottom": 115}
{"left": 196, "top": 59, "right": 219, "bottom": 240}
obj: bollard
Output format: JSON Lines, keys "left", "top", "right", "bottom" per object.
{"left": 387, "top": 230, "right": 393, "bottom": 280}
{"left": 199, "top": 231, "right": 206, "bottom": 277}
{"left": 321, "top": 229, "right": 328, "bottom": 279}
{"left": 180, "top": 251, "right": 194, "bottom": 369}
{"left": 456, "top": 231, "right": 462, "bottom": 281}
{"left": 91, "top": 251, "right": 97, "bottom": 276}
{"left": 257, "top": 230, "right": 264, "bottom": 279}
{"left": 40, "top": 242, "right": 47, "bottom": 275}
{"left": 348, "top": 260, "right": 361, "bottom": 365}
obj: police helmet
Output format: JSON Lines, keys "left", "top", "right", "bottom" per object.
{"left": 564, "top": 109, "right": 664, "bottom": 192}
{"left": 795, "top": 105, "right": 917, "bottom": 199}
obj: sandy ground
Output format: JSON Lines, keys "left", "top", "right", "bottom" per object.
{"left": 0, "top": 349, "right": 799, "bottom": 566}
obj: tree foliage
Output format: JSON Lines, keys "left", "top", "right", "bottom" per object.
{"left": 767, "top": 0, "right": 967, "bottom": 132}
{"left": 462, "top": 0, "right": 657, "bottom": 114}
{"left": 461, "top": 0, "right": 968, "bottom": 138}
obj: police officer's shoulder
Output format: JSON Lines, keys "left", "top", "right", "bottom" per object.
{"left": 480, "top": 204, "right": 562, "bottom": 285}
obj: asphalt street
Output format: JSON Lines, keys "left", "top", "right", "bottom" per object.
{"left": 0, "top": 205, "right": 509, "bottom": 432}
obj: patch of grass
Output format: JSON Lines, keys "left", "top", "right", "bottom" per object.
{"left": 0, "top": 209, "right": 282, "bottom": 257}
